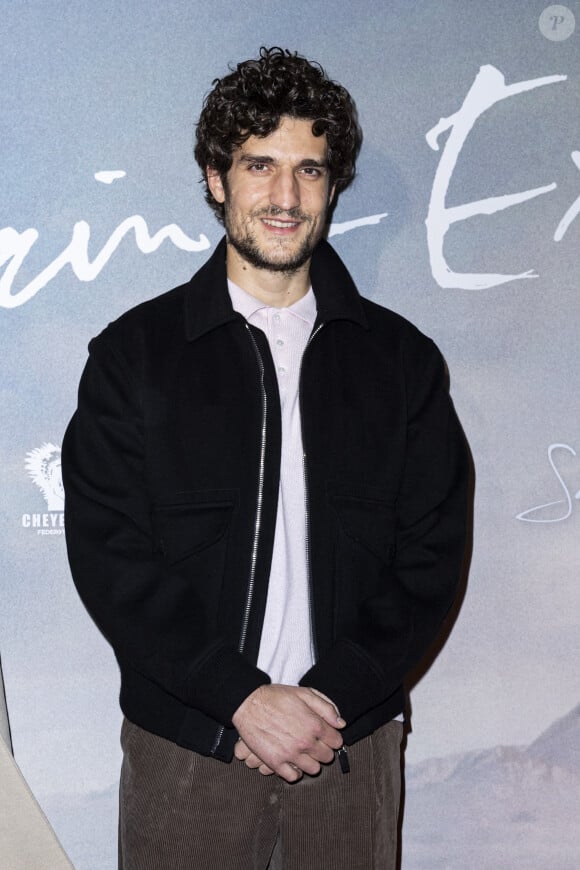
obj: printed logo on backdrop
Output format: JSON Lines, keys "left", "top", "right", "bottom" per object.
{"left": 517, "top": 443, "right": 580, "bottom": 523}
{"left": 22, "top": 443, "right": 65, "bottom": 535}
{"left": 539, "top": 5, "right": 576, "bottom": 41}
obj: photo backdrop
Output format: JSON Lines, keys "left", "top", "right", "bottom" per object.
{"left": 1, "top": 2, "right": 579, "bottom": 867}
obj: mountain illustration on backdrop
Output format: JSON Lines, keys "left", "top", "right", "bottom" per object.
{"left": 404, "top": 702, "right": 580, "bottom": 869}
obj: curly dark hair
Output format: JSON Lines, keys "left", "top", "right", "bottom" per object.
{"left": 194, "top": 47, "right": 362, "bottom": 224}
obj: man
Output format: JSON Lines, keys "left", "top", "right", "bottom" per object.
{"left": 62, "top": 47, "right": 469, "bottom": 869}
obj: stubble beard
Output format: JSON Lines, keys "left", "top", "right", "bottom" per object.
{"left": 224, "top": 205, "right": 326, "bottom": 276}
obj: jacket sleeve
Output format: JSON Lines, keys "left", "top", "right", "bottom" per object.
{"left": 62, "top": 331, "right": 270, "bottom": 727}
{"left": 300, "top": 337, "right": 470, "bottom": 724}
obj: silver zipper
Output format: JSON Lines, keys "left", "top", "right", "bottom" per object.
{"left": 299, "top": 322, "right": 325, "bottom": 663}
{"left": 210, "top": 323, "right": 268, "bottom": 756}
{"left": 237, "top": 325, "right": 268, "bottom": 652}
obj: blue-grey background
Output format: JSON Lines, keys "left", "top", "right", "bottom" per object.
{"left": 1, "top": 1, "right": 579, "bottom": 867}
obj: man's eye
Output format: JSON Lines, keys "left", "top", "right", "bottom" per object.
{"left": 249, "top": 163, "right": 268, "bottom": 172}
{"left": 301, "top": 167, "right": 321, "bottom": 177}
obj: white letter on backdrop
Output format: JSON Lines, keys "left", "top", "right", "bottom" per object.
{"left": 425, "top": 65, "right": 566, "bottom": 289}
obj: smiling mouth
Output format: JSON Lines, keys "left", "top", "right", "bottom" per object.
{"left": 261, "top": 218, "right": 301, "bottom": 229}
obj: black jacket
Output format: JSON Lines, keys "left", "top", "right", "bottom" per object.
{"left": 62, "top": 237, "right": 469, "bottom": 762}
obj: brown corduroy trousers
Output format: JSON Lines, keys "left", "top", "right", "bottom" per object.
{"left": 118, "top": 717, "right": 403, "bottom": 870}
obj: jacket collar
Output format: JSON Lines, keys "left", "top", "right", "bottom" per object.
{"left": 184, "top": 236, "right": 368, "bottom": 342}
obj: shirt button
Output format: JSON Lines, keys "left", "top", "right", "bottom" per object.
{"left": 276, "top": 339, "right": 284, "bottom": 347}
{"left": 278, "top": 366, "right": 286, "bottom": 375}
{"left": 273, "top": 313, "right": 281, "bottom": 323}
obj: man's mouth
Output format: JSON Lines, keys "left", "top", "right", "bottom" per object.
{"left": 262, "top": 218, "right": 301, "bottom": 229}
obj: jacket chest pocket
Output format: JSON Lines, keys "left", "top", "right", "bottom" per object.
{"left": 151, "top": 490, "right": 236, "bottom": 633}
{"left": 330, "top": 490, "right": 396, "bottom": 634}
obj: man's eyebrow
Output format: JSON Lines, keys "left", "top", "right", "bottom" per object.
{"left": 237, "top": 154, "right": 328, "bottom": 168}
{"left": 297, "top": 158, "right": 328, "bottom": 168}
{"left": 238, "top": 154, "right": 275, "bottom": 164}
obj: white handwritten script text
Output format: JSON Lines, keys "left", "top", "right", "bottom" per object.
{"left": 426, "top": 64, "right": 579, "bottom": 289}
{"left": 1, "top": 63, "right": 579, "bottom": 307}
{"left": 0, "top": 192, "right": 388, "bottom": 309}
{"left": 516, "top": 443, "right": 580, "bottom": 523}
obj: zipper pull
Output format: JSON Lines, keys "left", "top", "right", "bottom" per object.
{"left": 337, "top": 745, "right": 350, "bottom": 774}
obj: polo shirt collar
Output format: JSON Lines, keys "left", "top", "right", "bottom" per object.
{"left": 227, "top": 279, "right": 317, "bottom": 328}
{"left": 184, "top": 236, "right": 368, "bottom": 342}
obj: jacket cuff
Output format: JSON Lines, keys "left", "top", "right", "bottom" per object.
{"left": 185, "top": 642, "right": 271, "bottom": 726}
{"left": 299, "top": 638, "right": 387, "bottom": 724}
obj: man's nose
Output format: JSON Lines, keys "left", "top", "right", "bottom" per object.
{"left": 269, "top": 168, "right": 300, "bottom": 211}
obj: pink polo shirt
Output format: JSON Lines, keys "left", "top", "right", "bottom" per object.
{"left": 228, "top": 279, "right": 316, "bottom": 686}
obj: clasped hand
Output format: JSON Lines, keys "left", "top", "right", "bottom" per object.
{"left": 232, "top": 684, "right": 345, "bottom": 783}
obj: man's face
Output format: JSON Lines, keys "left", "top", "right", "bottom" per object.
{"left": 207, "top": 116, "right": 335, "bottom": 274}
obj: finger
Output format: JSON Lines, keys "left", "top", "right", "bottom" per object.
{"left": 297, "top": 754, "right": 322, "bottom": 777}
{"left": 237, "top": 739, "right": 274, "bottom": 773}
{"left": 307, "top": 688, "right": 342, "bottom": 719}
{"left": 306, "top": 739, "right": 335, "bottom": 765}
{"left": 276, "top": 762, "right": 304, "bottom": 784}
{"left": 305, "top": 719, "right": 344, "bottom": 753}
{"left": 243, "top": 753, "right": 263, "bottom": 770}
{"left": 278, "top": 718, "right": 342, "bottom": 762}
{"left": 300, "top": 688, "right": 346, "bottom": 728}
{"left": 234, "top": 739, "right": 251, "bottom": 761}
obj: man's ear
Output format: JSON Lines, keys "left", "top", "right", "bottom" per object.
{"left": 206, "top": 167, "right": 225, "bottom": 204}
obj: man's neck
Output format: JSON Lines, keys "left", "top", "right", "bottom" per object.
{"left": 225, "top": 245, "right": 311, "bottom": 308}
